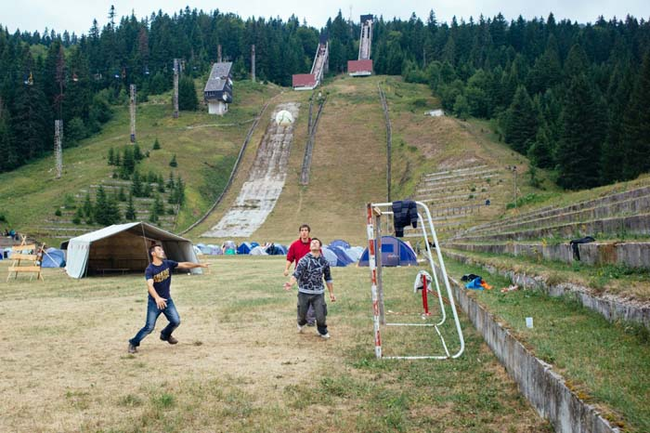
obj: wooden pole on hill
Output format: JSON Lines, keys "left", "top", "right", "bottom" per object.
{"left": 129, "top": 84, "right": 136, "bottom": 142}
{"left": 54, "top": 120, "right": 63, "bottom": 179}
{"left": 218, "top": 45, "right": 222, "bottom": 63}
{"left": 173, "top": 59, "right": 179, "bottom": 118}
{"left": 251, "top": 45, "right": 256, "bottom": 82}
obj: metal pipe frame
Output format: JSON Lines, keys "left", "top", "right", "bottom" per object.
{"left": 367, "top": 201, "right": 465, "bottom": 360}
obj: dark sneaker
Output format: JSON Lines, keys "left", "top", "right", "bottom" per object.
{"left": 128, "top": 343, "right": 138, "bottom": 354}
{"left": 161, "top": 334, "right": 178, "bottom": 345}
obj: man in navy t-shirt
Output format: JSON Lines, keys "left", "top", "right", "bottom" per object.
{"left": 128, "top": 244, "right": 208, "bottom": 354}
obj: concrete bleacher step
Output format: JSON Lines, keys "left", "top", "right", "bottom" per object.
{"left": 456, "top": 212, "right": 650, "bottom": 243}
{"left": 420, "top": 173, "right": 501, "bottom": 189}
{"left": 423, "top": 167, "right": 500, "bottom": 183}
{"left": 445, "top": 240, "right": 650, "bottom": 270}
{"left": 462, "top": 184, "right": 650, "bottom": 237}
{"left": 463, "top": 195, "right": 650, "bottom": 238}
{"left": 423, "top": 165, "right": 489, "bottom": 180}
{"left": 414, "top": 183, "right": 492, "bottom": 196}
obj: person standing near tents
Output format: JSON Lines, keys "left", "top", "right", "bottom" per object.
{"left": 284, "top": 224, "right": 316, "bottom": 326}
{"left": 284, "top": 238, "right": 336, "bottom": 339}
{"left": 128, "top": 244, "right": 208, "bottom": 354}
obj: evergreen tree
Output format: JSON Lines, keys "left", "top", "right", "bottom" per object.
{"left": 93, "top": 185, "right": 109, "bottom": 225}
{"left": 12, "top": 81, "right": 51, "bottom": 161}
{"left": 169, "top": 154, "right": 178, "bottom": 167}
{"left": 621, "top": 54, "right": 650, "bottom": 180}
{"left": 143, "top": 181, "right": 152, "bottom": 198}
{"left": 504, "top": 85, "right": 538, "bottom": 154}
{"left": 0, "top": 101, "right": 17, "bottom": 172}
{"left": 153, "top": 137, "right": 161, "bottom": 150}
{"left": 149, "top": 199, "right": 159, "bottom": 223}
{"left": 133, "top": 142, "right": 143, "bottom": 161}
{"left": 125, "top": 193, "right": 136, "bottom": 220}
{"left": 527, "top": 123, "right": 555, "bottom": 169}
{"left": 118, "top": 186, "right": 127, "bottom": 202}
{"left": 107, "top": 147, "right": 115, "bottom": 165}
{"left": 131, "top": 169, "right": 143, "bottom": 197}
{"left": 83, "top": 191, "right": 93, "bottom": 218}
{"left": 120, "top": 146, "right": 135, "bottom": 178}
{"left": 178, "top": 76, "right": 198, "bottom": 110}
{"left": 556, "top": 75, "right": 604, "bottom": 189}
{"left": 453, "top": 94, "right": 469, "bottom": 120}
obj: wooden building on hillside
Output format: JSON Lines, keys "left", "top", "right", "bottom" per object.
{"left": 204, "top": 62, "right": 233, "bottom": 115}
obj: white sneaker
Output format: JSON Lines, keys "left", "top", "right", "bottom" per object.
{"left": 319, "top": 332, "right": 330, "bottom": 339}
{"left": 297, "top": 323, "right": 304, "bottom": 333}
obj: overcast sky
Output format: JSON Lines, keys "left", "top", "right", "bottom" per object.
{"left": 2, "top": 1, "right": 648, "bottom": 36}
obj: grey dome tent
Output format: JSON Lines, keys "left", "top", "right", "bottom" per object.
{"left": 65, "top": 222, "right": 201, "bottom": 278}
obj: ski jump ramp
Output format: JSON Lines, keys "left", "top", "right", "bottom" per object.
{"left": 201, "top": 103, "right": 300, "bottom": 238}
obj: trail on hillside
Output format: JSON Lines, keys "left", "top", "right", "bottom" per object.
{"left": 201, "top": 103, "right": 300, "bottom": 238}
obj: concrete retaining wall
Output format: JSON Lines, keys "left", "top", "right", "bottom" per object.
{"left": 434, "top": 265, "right": 621, "bottom": 433}
{"left": 446, "top": 241, "right": 650, "bottom": 270}
{"left": 445, "top": 251, "right": 650, "bottom": 331}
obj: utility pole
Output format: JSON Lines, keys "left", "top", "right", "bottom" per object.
{"left": 507, "top": 165, "right": 518, "bottom": 210}
{"left": 129, "top": 84, "right": 136, "bottom": 142}
{"left": 172, "top": 58, "right": 179, "bottom": 118}
{"left": 217, "top": 45, "right": 222, "bottom": 63}
{"left": 54, "top": 120, "right": 63, "bottom": 179}
{"left": 251, "top": 44, "right": 256, "bottom": 82}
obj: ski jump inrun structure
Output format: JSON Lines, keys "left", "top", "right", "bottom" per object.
{"left": 201, "top": 103, "right": 300, "bottom": 238}
{"left": 292, "top": 33, "right": 329, "bottom": 91}
{"left": 349, "top": 14, "right": 374, "bottom": 77}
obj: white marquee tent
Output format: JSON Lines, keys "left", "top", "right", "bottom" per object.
{"left": 65, "top": 222, "right": 201, "bottom": 278}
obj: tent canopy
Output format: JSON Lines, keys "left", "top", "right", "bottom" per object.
{"left": 358, "top": 236, "right": 418, "bottom": 267}
{"left": 65, "top": 222, "right": 201, "bottom": 278}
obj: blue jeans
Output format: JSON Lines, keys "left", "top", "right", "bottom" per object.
{"left": 129, "top": 297, "right": 181, "bottom": 347}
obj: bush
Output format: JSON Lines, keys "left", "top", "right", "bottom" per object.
{"left": 54, "top": 209, "right": 62, "bottom": 217}
{"left": 0, "top": 213, "right": 6, "bottom": 222}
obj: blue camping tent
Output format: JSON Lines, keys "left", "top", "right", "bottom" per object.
{"left": 358, "top": 236, "right": 418, "bottom": 267}
{"left": 265, "top": 243, "right": 287, "bottom": 255}
{"left": 237, "top": 242, "right": 253, "bottom": 255}
{"left": 42, "top": 247, "right": 66, "bottom": 268}
{"left": 329, "top": 239, "right": 351, "bottom": 250}
{"left": 329, "top": 246, "right": 354, "bottom": 266}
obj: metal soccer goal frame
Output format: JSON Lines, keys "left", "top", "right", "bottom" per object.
{"left": 366, "top": 201, "right": 465, "bottom": 360}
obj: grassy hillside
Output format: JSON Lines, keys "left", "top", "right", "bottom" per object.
{"left": 0, "top": 79, "right": 279, "bottom": 246}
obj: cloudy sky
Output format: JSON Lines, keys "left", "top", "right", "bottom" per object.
{"left": 2, "top": 0, "right": 648, "bottom": 36}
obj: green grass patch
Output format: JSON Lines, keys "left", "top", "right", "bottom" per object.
{"left": 443, "top": 255, "right": 650, "bottom": 432}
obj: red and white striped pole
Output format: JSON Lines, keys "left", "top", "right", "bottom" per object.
{"left": 366, "top": 203, "right": 382, "bottom": 358}
{"left": 422, "top": 275, "right": 430, "bottom": 316}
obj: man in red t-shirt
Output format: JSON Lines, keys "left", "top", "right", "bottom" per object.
{"left": 284, "top": 224, "right": 316, "bottom": 325}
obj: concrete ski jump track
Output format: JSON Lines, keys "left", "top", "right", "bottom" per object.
{"left": 201, "top": 102, "right": 300, "bottom": 238}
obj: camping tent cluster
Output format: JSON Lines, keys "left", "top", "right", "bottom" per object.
{"left": 195, "top": 241, "right": 289, "bottom": 256}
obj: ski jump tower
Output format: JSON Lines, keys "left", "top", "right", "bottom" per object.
{"left": 292, "top": 33, "right": 329, "bottom": 91}
{"left": 348, "top": 14, "right": 373, "bottom": 76}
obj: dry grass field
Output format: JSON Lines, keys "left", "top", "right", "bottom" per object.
{"left": 0, "top": 256, "right": 550, "bottom": 433}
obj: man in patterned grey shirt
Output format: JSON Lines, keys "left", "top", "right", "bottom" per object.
{"left": 283, "top": 238, "right": 336, "bottom": 339}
